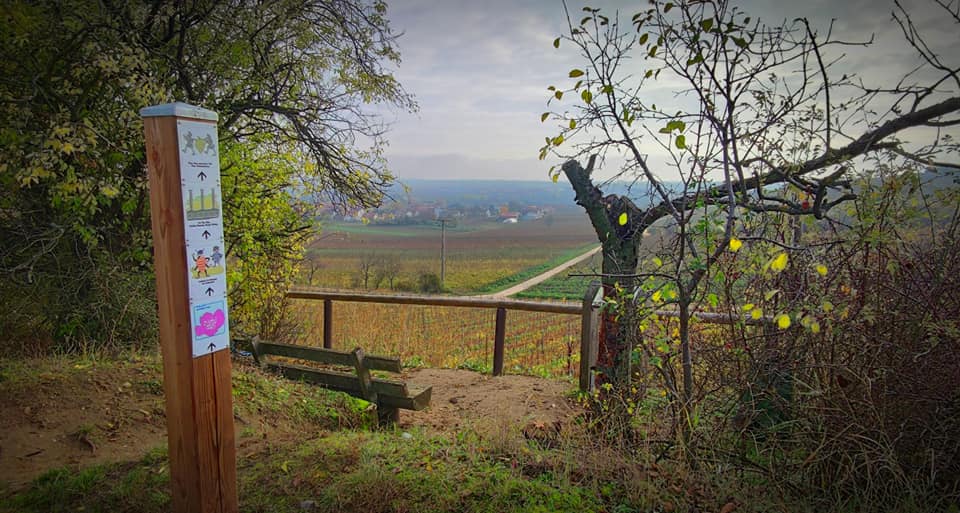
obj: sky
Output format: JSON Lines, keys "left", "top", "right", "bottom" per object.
{"left": 376, "top": 0, "right": 957, "bottom": 182}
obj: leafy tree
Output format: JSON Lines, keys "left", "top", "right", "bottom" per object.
{"left": 0, "top": 0, "right": 414, "bottom": 349}
{"left": 541, "top": 0, "right": 959, "bottom": 436}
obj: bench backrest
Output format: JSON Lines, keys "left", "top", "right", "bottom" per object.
{"left": 250, "top": 339, "right": 402, "bottom": 373}
{"left": 242, "top": 337, "right": 431, "bottom": 422}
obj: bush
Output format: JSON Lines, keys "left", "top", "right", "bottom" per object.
{"left": 0, "top": 252, "right": 159, "bottom": 356}
{"left": 416, "top": 272, "right": 442, "bottom": 294}
{"left": 616, "top": 169, "right": 960, "bottom": 510}
{"left": 722, "top": 170, "right": 960, "bottom": 508}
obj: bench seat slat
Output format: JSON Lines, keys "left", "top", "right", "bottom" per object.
{"left": 268, "top": 362, "right": 410, "bottom": 398}
{"left": 380, "top": 386, "right": 432, "bottom": 411}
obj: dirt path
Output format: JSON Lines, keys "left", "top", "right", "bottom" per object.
{"left": 482, "top": 245, "right": 600, "bottom": 298}
{"left": 0, "top": 360, "right": 578, "bottom": 491}
{"left": 400, "top": 368, "right": 577, "bottom": 432}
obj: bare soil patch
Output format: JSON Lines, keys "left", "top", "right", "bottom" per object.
{"left": 399, "top": 368, "right": 578, "bottom": 431}
{"left": 0, "top": 358, "right": 578, "bottom": 492}
{"left": 0, "top": 360, "right": 169, "bottom": 491}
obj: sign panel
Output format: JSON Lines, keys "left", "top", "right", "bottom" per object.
{"left": 177, "top": 119, "right": 230, "bottom": 357}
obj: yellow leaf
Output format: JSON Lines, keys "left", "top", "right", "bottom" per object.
{"left": 652, "top": 290, "right": 662, "bottom": 302}
{"left": 652, "top": 256, "right": 663, "bottom": 267}
{"left": 618, "top": 212, "right": 628, "bottom": 226}
{"left": 751, "top": 308, "right": 762, "bottom": 320}
{"left": 815, "top": 264, "right": 828, "bottom": 276}
{"left": 728, "top": 237, "right": 742, "bottom": 251}
{"left": 776, "top": 314, "right": 791, "bottom": 329}
{"left": 742, "top": 303, "right": 754, "bottom": 311}
{"left": 770, "top": 252, "right": 788, "bottom": 272}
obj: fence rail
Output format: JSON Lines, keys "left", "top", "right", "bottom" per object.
{"left": 287, "top": 286, "right": 600, "bottom": 380}
{"left": 286, "top": 285, "right": 769, "bottom": 391}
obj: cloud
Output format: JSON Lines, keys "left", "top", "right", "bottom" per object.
{"left": 378, "top": 0, "right": 958, "bottom": 182}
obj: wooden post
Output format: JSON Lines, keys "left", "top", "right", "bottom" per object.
{"left": 323, "top": 299, "right": 333, "bottom": 349}
{"left": 142, "top": 102, "right": 238, "bottom": 513}
{"left": 493, "top": 307, "right": 506, "bottom": 376}
{"left": 579, "top": 281, "right": 602, "bottom": 393}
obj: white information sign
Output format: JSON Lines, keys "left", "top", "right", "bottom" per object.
{"left": 177, "top": 119, "right": 230, "bottom": 357}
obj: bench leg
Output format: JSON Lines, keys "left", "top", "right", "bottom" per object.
{"left": 377, "top": 406, "right": 399, "bottom": 426}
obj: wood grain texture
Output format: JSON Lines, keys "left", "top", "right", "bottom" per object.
{"left": 287, "top": 288, "right": 583, "bottom": 315}
{"left": 253, "top": 340, "right": 402, "bottom": 372}
{"left": 493, "top": 307, "right": 506, "bottom": 376}
{"left": 579, "top": 281, "right": 602, "bottom": 393}
{"left": 145, "top": 114, "right": 237, "bottom": 513}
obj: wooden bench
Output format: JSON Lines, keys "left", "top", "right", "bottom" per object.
{"left": 247, "top": 338, "right": 431, "bottom": 425}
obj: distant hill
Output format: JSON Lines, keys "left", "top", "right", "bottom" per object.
{"left": 384, "top": 178, "right": 679, "bottom": 209}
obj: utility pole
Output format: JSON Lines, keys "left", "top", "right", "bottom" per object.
{"left": 438, "top": 217, "right": 451, "bottom": 287}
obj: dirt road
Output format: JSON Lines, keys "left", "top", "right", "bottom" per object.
{"left": 482, "top": 245, "right": 600, "bottom": 298}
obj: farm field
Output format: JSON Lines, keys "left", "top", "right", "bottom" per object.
{"left": 515, "top": 251, "right": 603, "bottom": 300}
{"left": 287, "top": 299, "right": 583, "bottom": 379}
{"left": 514, "top": 225, "right": 674, "bottom": 300}
{"left": 302, "top": 212, "right": 597, "bottom": 294}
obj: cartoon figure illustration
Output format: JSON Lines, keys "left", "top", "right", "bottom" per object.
{"left": 202, "top": 134, "right": 216, "bottom": 155}
{"left": 192, "top": 249, "right": 209, "bottom": 277}
{"left": 210, "top": 246, "right": 223, "bottom": 268}
{"left": 182, "top": 131, "right": 197, "bottom": 155}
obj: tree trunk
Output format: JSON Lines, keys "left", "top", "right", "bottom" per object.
{"left": 562, "top": 158, "right": 646, "bottom": 387}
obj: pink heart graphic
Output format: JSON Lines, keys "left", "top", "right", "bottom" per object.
{"left": 195, "top": 309, "right": 225, "bottom": 337}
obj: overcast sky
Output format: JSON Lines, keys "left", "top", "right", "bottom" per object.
{"left": 377, "top": 0, "right": 956, "bottom": 182}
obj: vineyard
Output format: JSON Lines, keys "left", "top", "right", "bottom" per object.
{"left": 302, "top": 213, "right": 596, "bottom": 294}
{"left": 287, "top": 299, "right": 583, "bottom": 378}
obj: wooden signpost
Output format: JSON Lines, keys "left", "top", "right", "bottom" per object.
{"left": 142, "top": 102, "right": 238, "bottom": 513}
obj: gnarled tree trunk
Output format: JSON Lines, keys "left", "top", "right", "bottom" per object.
{"left": 563, "top": 157, "right": 648, "bottom": 387}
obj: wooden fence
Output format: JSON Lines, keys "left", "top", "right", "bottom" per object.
{"left": 286, "top": 285, "right": 767, "bottom": 392}
{"left": 287, "top": 285, "right": 603, "bottom": 384}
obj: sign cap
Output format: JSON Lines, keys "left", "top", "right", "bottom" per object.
{"left": 140, "top": 102, "right": 218, "bottom": 121}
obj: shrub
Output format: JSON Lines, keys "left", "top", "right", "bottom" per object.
{"left": 416, "top": 272, "right": 442, "bottom": 294}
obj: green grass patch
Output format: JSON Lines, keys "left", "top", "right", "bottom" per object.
{"left": 514, "top": 274, "right": 597, "bottom": 301}
{"left": 2, "top": 447, "right": 171, "bottom": 513}
{"left": 232, "top": 362, "right": 374, "bottom": 429}
{"left": 473, "top": 243, "right": 597, "bottom": 295}
{"left": 5, "top": 414, "right": 938, "bottom": 513}
{"left": 514, "top": 253, "right": 602, "bottom": 301}
{"left": 3, "top": 429, "right": 601, "bottom": 513}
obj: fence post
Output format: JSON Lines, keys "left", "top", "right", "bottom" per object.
{"left": 141, "top": 102, "right": 238, "bottom": 513}
{"left": 493, "top": 307, "right": 506, "bottom": 376}
{"left": 323, "top": 298, "right": 333, "bottom": 349}
{"left": 579, "top": 281, "right": 602, "bottom": 393}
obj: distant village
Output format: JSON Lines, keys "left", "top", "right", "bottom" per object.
{"left": 325, "top": 200, "right": 555, "bottom": 225}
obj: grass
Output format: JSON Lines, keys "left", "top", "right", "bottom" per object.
{"left": 2, "top": 448, "right": 172, "bottom": 513}
{"left": 1, "top": 427, "right": 607, "bottom": 513}
{"left": 471, "top": 243, "right": 597, "bottom": 295}
{"left": 3, "top": 351, "right": 950, "bottom": 513}
{"left": 514, "top": 252, "right": 602, "bottom": 301}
